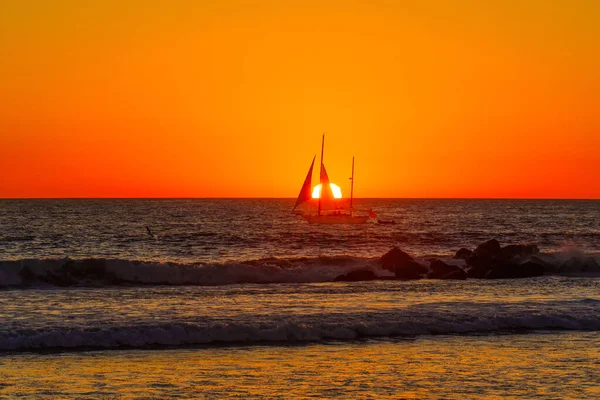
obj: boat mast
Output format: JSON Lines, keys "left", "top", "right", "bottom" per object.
{"left": 350, "top": 156, "right": 355, "bottom": 211}
{"left": 318, "top": 134, "right": 324, "bottom": 216}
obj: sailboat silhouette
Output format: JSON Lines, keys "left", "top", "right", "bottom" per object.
{"left": 293, "top": 135, "right": 375, "bottom": 224}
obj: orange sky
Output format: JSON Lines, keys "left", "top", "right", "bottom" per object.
{"left": 1, "top": 0, "right": 599, "bottom": 198}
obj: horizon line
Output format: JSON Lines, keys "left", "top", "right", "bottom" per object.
{"left": 0, "top": 197, "right": 598, "bottom": 201}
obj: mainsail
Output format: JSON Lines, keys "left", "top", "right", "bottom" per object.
{"left": 319, "top": 164, "right": 337, "bottom": 211}
{"left": 293, "top": 156, "right": 315, "bottom": 210}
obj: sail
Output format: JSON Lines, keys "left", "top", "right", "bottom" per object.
{"left": 293, "top": 156, "right": 315, "bottom": 210}
{"left": 319, "top": 164, "right": 337, "bottom": 211}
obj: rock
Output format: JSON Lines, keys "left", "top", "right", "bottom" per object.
{"left": 483, "top": 264, "right": 517, "bottom": 279}
{"left": 334, "top": 269, "right": 377, "bottom": 282}
{"left": 484, "top": 261, "right": 544, "bottom": 279}
{"left": 380, "top": 247, "right": 426, "bottom": 280}
{"left": 560, "top": 257, "right": 600, "bottom": 273}
{"left": 519, "top": 260, "right": 546, "bottom": 277}
{"left": 473, "top": 239, "right": 501, "bottom": 257}
{"left": 454, "top": 248, "right": 472, "bottom": 260}
{"left": 583, "top": 257, "right": 600, "bottom": 272}
{"left": 428, "top": 260, "right": 467, "bottom": 280}
{"left": 394, "top": 261, "right": 428, "bottom": 280}
{"left": 380, "top": 247, "right": 416, "bottom": 272}
{"left": 526, "top": 256, "right": 558, "bottom": 274}
{"left": 467, "top": 265, "right": 489, "bottom": 279}
{"left": 499, "top": 244, "right": 539, "bottom": 263}
{"left": 559, "top": 257, "right": 583, "bottom": 273}
{"left": 467, "top": 239, "right": 502, "bottom": 268}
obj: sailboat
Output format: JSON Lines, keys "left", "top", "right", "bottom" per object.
{"left": 293, "top": 135, "right": 376, "bottom": 224}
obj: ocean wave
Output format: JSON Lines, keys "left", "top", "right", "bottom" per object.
{"left": 1, "top": 250, "right": 599, "bottom": 288}
{"left": 0, "top": 256, "right": 383, "bottom": 288}
{"left": 2, "top": 301, "right": 599, "bottom": 351}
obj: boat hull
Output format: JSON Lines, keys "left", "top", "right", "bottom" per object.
{"left": 301, "top": 214, "right": 370, "bottom": 224}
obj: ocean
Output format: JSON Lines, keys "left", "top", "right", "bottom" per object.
{"left": 1, "top": 199, "right": 599, "bottom": 398}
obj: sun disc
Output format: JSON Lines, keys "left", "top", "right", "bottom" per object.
{"left": 311, "top": 183, "right": 342, "bottom": 199}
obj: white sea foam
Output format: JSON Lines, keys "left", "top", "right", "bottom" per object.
{"left": 1, "top": 302, "right": 599, "bottom": 351}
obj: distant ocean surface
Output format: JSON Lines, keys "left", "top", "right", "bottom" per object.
{"left": 1, "top": 198, "right": 599, "bottom": 262}
{"left": 1, "top": 199, "right": 599, "bottom": 398}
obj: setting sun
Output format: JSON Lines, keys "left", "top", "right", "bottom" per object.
{"left": 312, "top": 184, "right": 343, "bottom": 199}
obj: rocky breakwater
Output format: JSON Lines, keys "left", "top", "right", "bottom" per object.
{"left": 460, "top": 239, "right": 545, "bottom": 279}
{"left": 334, "top": 239, "right": 592, "bottom": 282}
{"left": 378, "top": 246, "right": 467, "bottom": 281}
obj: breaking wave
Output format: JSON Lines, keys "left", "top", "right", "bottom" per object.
{"left": 2, "top": 299, "right": 599, "bottom": 351}
{"left": 1, "top": 250, "right": 599, "bottom": 289}
{"left": 0, "top": 256, "right": 383, "bottom": 288}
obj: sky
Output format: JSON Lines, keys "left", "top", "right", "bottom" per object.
{"left": 1, "top": 0, "right": 599, "bottom": 198}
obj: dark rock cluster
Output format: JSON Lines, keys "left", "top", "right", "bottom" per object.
{"left": 463, "top": 239, "right": 543, "bottom": 279}
{"left": 335, "top": 239, "right": 554, "bottom": 282}
{"left": 378, "top": 246, "right": 469, "bottom": 280}
{"left": 428, "top": 260, "right": 467, "bottom": 280}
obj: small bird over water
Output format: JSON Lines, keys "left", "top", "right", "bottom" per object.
{"left": 146, "top": 226, "right": 155, "bottom": 239}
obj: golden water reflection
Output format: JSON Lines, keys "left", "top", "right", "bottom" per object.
{"left": 1, "top": 332, "right": 598, "bottom": 399}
